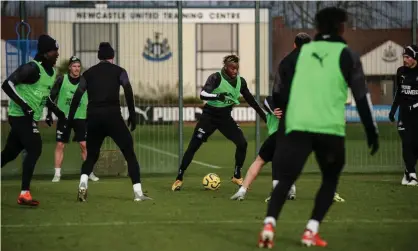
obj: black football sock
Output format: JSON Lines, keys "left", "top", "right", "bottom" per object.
{"left": 310, "top": 178, "right": 338, "bottom": 222}
{"left": 176, "top": 138, "right": 203, "bottom": 181}
{"left": 233, "top": 165, "right": 242, "bottom": 179}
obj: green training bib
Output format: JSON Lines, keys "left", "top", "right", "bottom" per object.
{"left": 285, "top": 41, "right": 348, "bottom": 136}
{"left": 8, "top": 60, "right": 56, "bottom": 121}
{"left": 57, "top": 74, "right": 88, "bottom": 119}
{"left": 206, "top": 72, "right": 241, "bottom": 108}
{"left": 266, "top": 113, "right": 279, "bottom": 136}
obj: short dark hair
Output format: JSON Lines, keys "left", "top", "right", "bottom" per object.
{"left": 315, "top": 7, "right": 348, "bottom": 34}
{"left": 223, "top": 54, "right": 239, "bottom": 65}
{"left": 294, "top": 33, "right": 311, "bottom": 48}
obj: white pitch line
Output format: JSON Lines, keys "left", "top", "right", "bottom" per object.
{"left": 137, "top": 143, "right": 222, "bottom": 169}
{"left": 2, "top": 219, "right": 417, "bottom": 229}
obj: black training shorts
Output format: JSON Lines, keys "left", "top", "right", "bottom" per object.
{"left": 258, "top": 132, "right": 277, "bottom": 163}
{"left": 56, "top": 119, "right": 86, "bottom": 143}
{"left": 192, "top": 113, "right": 244, "bottom": 143}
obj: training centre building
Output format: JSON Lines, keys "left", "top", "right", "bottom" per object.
{"left": 46, "top": 6, "right": 271, "bottom": 98}
{"left": 0, "top": 7, "right": 413, "bottom": 123}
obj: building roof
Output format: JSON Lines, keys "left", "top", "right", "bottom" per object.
{"left": 361, "top": 40, "right": 404, "bottom": 76}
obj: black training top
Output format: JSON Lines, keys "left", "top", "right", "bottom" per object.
{"left": 392, "top": 66, "right": 418, "bottom": 109}
{"left": 67, "top": 61, "right": 135, "bottom": 121}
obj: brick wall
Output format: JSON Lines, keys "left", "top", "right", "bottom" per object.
{"left": 1, "top": 16, "right": 45, "bottom": 40}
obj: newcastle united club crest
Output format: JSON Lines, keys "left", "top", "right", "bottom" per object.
{"left": 143, "top": 32, "right": 172, "bottom": 62}
{"left": 382, "top": 44, "right": 397, "bottom": 62}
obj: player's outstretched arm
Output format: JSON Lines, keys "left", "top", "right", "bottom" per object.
{"left": 1, "top": 63, "right": 39, "bottom": 117}
{"left": 49, "top": 75, "right": 64, "bottom": 103}
{"left": 341, "top": 48, "right": 379, "bottom": 155}
{"left": 45, "top": 75, "right": 64, "bottom": 126}
{"left": 67, "top": 75, "right": 86, "bottom": 123}
{"left": 240, "top": 78, "right": 267, "bottom": 122}
{"left": 120, "top": 70, "right": 136, "bottom": 131}
{"left": 263, "top": 96, "right": 282, "bottom": 120}
{"left": 46, "top": 75, "right": 65, "bottom": 121}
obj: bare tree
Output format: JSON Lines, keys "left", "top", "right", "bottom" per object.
{"left": 277, "top": 1, "right": 405, "bottom": 29}
{"left": 1, "top": 1, "right": 9, "bottom": 16}
{"left": 215, "top": 1, "right": 406, "bottom": 29}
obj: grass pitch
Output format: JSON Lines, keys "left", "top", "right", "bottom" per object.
{"left": 2, "top": 122, "right": 417, "bottom": 251}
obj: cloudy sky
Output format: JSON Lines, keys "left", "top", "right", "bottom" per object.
{"left": 2, "top": 1, "right": 416, "bottom": 28}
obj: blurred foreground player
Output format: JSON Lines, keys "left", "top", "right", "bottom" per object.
{"left": 48, "top": 56, "right": 99, "bottom": 182}
{"left": 389, "top": 45, "right": 418, "bottom": 186}
{"left": 1, "top": 35, "right": 64, "bottom": 206}
{"left": 67, "top": 42, "right": 151, "bottom": 202}
{"left": 172, "top": 55, "right": 267, "bottom": 191}
{"left": 230, "top": 97, "right": 344, "bottom": 203}
{"left": 258, "top": 7, "right": 379, "bottom": 248}
{"left": 266, "top": 32, "right": 344, "bottom": 203}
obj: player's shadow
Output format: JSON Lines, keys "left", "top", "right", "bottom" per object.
{"left": 1, "top": 203, "right": 38, "bottom": 210}
{"left": 210, "top": 226, "right": 300, "bottom": 249}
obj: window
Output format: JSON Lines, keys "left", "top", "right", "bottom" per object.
{"left": 195, "top": 24, "right": 238, "bottom": 96}
{"left": 73, "top": 23, "right": 118, "bottom": 69}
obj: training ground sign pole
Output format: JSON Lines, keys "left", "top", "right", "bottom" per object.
{"left": 177, "top": 1, "right": 184, "bottom": 168}
{"left": 255, "top": 1, "right": 261, "bottom": 154}
{"left": 412, "top": 1, "right": 417, "bottom": 45}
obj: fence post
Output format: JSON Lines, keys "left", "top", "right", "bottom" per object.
{"left": 412, "top": 1, "right": 417, "bottom": 44}
{"left": 255, "top": 1, "right": 261, "bottom": 154}
{"left": 177, "top": 1, "right": 184, "bottom": 167}
{"left": 19, "top": 1, "right": 27, "bottom": 65}
{"left": 268, "top": 5, "right": 273, "bottom": 96}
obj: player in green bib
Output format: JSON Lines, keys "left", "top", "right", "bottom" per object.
{"left": 47, "top": 56, "right": 99, "bottom": 183}
{"left": 230, "top": 97, "right": 345, "bottom": 202}
{"left": 259, "top": 8, "right": 379, "bottom": 248}
{"left": 1, "top": 35, "right": 63, "bottom": 207}
{"left": 172, "top": 55, "right": 267, "bottom": 191}
{"left": 229, "top": 96, "right": 293, "bottom": 200}
{"left": 231, "top": 34, "right": 345, "bottom": 203}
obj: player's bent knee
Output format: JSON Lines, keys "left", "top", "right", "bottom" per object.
{"left": 255, "top": 155, "right": 266, "bottom": 165}
{"left": 56, "top": 142, "right": 65, "bottom": 150}
{"left": 322, "top": 162, "right": 344, "bottom": 181}
{"left": 79, "top": 141, "right": 87, "bottom": 151}
{"left": 122, "top": 149, "right": 136, "bottom": 159}
{"left": 26, "top": 145, "right": 42, "bottom": 160}
{"left": 277, "top": 168, "right": 300, "bottom": 182}
{"left": 86, "top": 152, "right": 100, "bottom": 163}
{"left": 236, "top": 139, "right": 248, "bottom": 150}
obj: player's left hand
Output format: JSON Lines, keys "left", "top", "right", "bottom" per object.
{"left": 62, "top": 118, "right": 70, "bottom": 133}
{"left": 127, "top": 115, "right": 136, "bottom": 132}
{"left": 367, "top": 133, "right": 379, "bottom": 156}
{"left": 273, "top": 108, "right": 283, "bottom": 119}
{"left": 388, "top": 111, "right": 396, "bottom": 122}
{"left": 225, "top": 95, "right": 240, "bottom": 105}
{"left": 45, "top": 113, "right": 53, "bottom": 127}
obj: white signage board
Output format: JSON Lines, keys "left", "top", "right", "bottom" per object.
{"left": 47, "top": 8, "right": 270, "bottom": 23}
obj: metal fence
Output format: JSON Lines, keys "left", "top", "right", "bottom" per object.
{"left": 1, "top": 1, "right": 417, "bottom": 177}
